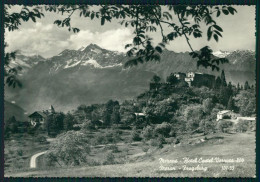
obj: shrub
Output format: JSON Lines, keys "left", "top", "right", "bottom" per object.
{"left": 154, "top": 122, "right": 171, "bottom": 138}
{"left": 235, "top": 119, "right": 250, "bottom": 133}
{"left": 150, "top": 135, "right": 165, "bottom": 148}
{"left": 47, "top": 131, "right": 91, "bottom": 166}
{"left": 131, "top": 128, "right": 142, "bottom": 141}
{"left": 92, "top": 134, "right": 107, "bottom": 145}
{"left": 217, "top": 120, "right": 233, "bottom": 133}
{"left": 142, "top": 144, "right": 149, "bottom": 153}
{"left": 141, "top": 125, "right": 154, "bottom": 140}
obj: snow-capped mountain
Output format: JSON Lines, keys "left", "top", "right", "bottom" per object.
{"left": 6, "top": 45, "right": 255, "bottom": 113}
{"left": 10, "top": 50, "right": 46, "bottom": 75}
{"left": 213, "top": 50, "right": 231, "bottom": 58}
{"left": 48, "top": 44, "right": 126, "bottom": 73}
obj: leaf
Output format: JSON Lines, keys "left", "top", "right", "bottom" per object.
{"left": 216, "top": 10, "right": 221, "bottom": 17}
{"left": 214, "top": 30, "right": 222, "bottom": 37}
{"left": 155, "top": 46, "right": 162, "bottom": 53}
{"left": 227, "top": 7, "right": 236, "bottom": 15}
{"left": 213, "top": 25, "right": 223, "bottom": 32}
{"left": 222, "top": 9, "right": 229, "bottom": 15}
{"left": 91, "top": 13, "right": 95, "bottom": 20}
{"left": 207, "top": 27, "right": 213, "bottom": 41}
{"left": 213, "top": 34, "right": 219, "bottom": 42}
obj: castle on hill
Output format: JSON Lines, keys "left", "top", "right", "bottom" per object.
{"left": 150, "top": 72, "right": 215, "bottom": 90}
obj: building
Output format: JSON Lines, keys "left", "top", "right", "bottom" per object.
{"left": 185, "top": 72, "right": 215, "bottom": 88}
{"left": 28, "top": 105, "right": 55, "bottom": 127}
{"left": 217, "top": 110, "right": 238, "bottom": 121}
{"left": 28, "top": 111, "right": 48, "bottom": 127}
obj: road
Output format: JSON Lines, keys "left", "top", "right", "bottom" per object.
{"left": 30, "top": 151, "right": 47, "bottom": 168}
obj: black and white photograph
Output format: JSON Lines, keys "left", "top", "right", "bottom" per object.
{"left": 3, "top": 4, "right": 256, "bottom": 177}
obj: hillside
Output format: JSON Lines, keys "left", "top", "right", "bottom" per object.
{"left": 4, "top": 100, "right": 27, "bottom": 121}
{"left": 5, "top": 44, "right": 255, "bottom": 112}
{"left": 5, "top": 132, "right": 255, "bottom": 177}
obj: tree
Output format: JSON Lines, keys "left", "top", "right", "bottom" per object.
{"left": 202, "top": 98, "right": 214, "bottom": 114}
{"left": 63, "top": 113, "right": 77, "bottom": 131}
{"left": 227, "top": 96, "right": 235, "bottom": 111}
{"left": 111, "top": 105, "right": 121, "bottom": 125}
{"left": 152, "top": 75, "right": 161, "bottom": 83}
{"left": 214, "top": 76, "right": 222, "bottom": 89}
{"left": 5, "top": 116, "right": 19, "bottom": 134}
{"left": 218, "top": 86, "right": 233, "bottom": 107}
{"left": 46, "top": 112, "right": 65, "bottom": 137}
{"left": 237, "top": 83, "right": 240, "bottom": 90}
{"left": 220, "top": 70, "right": 227, "bottom": 87}
{"left": 244, "top": 81, "right": 250, "bottom": 90}
{"left": 4, "top": 5, "right": 237, "bottom": 88}
{"left": 47, "top": 130, "right": 91, "bottom": 166}
{"left": 234, "top": 90, "right": 256, "bottom": 116}
{"left": 217, "top": 120, "right": 233, "bottom": 133}
{"left": 166, "top": 74, "right": 178, "bottom": 84}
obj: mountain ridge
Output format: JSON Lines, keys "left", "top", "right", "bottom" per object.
{"left": 6, "top": 44, "right": 255, "bottom": 113}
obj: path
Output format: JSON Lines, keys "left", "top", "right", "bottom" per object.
{"left": 30, "top": 151, "right": 47, "bottom": 168}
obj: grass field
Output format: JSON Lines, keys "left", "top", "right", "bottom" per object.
{"left": 5, "top": 131, "right": 255, "bottom": 177}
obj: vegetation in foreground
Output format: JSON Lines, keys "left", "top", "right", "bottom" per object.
{"left": 4, "top": 71, "right": 255, "bottom": 177}
{"left": 5, "top": 132, "right": 255, "bottom": 177}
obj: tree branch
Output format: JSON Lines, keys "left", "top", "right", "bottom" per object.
{"left": 177, "top": 13, "right": 194, "bottom": 52}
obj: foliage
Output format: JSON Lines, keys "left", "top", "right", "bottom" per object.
{"left": 152, "top": 75, "right": 161, "bottom": 83}
{"left": 46, "top": 112, "right": 65, "bottom": 137}
{"left": 5, "top": 116, "right": 19, "bottom": 134}
{"left": 63, "top": 113, "right": 77, "bottom": 131}
{"left": 217, "top": 120, "right": 233, "bottom": 133}
{"left": 183, "top": 104, "right": 204, "bottom": 132}
{"left": 234, "top": 90, "right": 256, "bottom": 116}
{"left": 227, "top": 96, "right": 235, "bottom": 111}
{"left": 166, "top": 74, "right": 178, "bottom": 84}
{"left": 131, "top": 127, "right": 142, "bottom": 141}
{"left": 47, "top": 130, "right": 91, "bottom": 166}
{"left": 202, "top": 98, "right": 214, "bottom": 114}
{"left": 235, "top": 119, "right": 250, "bottom": 133}
{"left": 141, "top": 125, "right": 154, "bottom": 141}
{"left": 154, "top": 122, "right": 171, "bottom": 138}
{"left": 149, "top": 135, "right": 165, "bottom": 149}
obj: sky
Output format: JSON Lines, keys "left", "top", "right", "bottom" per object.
{"left": 5, "top": 5, "right": 256, "bottom": 58}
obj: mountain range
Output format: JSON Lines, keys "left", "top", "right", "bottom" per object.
{"left": 5, "top": 44, "right": 256, "bottom": 115}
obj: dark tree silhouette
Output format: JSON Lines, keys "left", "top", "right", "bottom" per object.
{"left": 220, "top": 70, "right": 227, "bottom": 87}
{"left": 152, "top": 75, "right": 161, "bottom": 83}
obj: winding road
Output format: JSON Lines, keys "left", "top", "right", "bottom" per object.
{"left": 30, "top": 151, "right": 47, "bottom": 168}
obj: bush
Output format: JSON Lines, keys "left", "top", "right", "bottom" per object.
{"left": 131, "top": 128, "right": 142, "bottom": 141}
{"left": 150, "top": 135, "right": 165, "bottom": 148}
{"left": 154, "top": 122, "right": 171, "bottom": 138}
{"left": 141, "top": 125, "right": 154, "bottom": 140}
{"left": 217, "top": 120, "right": 233, "bottom": 133}
{"left": 47, "top": 131, "right": 91, "bottom": 166}
{"left": 235, "top": 119, "right": 250, "bottom": 133}
{"left": 92, "top": 135, "right": 106, "bottom": 145}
